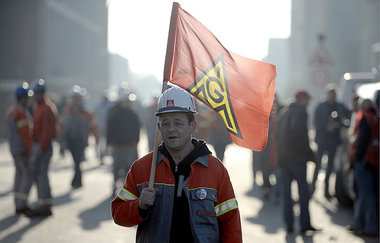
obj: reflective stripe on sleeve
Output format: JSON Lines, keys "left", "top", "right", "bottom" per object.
{"left": 117, "top": 187, "right": 138, "bottom": 201}
{"left": 16, "top": 119, "right": 29, "bottom": 128}
{"left": 214, "top": 198, "right": 238, "bottom": 217}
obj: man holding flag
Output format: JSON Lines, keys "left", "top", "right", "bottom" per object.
{"left": 112, "top": 86, "right": 242, "bottom": 242}
{"left": 111, "top": 2, "right": 276, "bottom": 242}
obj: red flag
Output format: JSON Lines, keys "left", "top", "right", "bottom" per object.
{"left": 164, "top": 2, "right": 276, "bottom": 151}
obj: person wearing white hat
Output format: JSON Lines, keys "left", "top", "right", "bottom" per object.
{"left": 60, "top": 85, "right": 99, "bottom": 189}
{"left": 28, "top": 78, "right": 58, "bottom": 217}
{"left": 111, "top": 86, "right": 242, "bottom": 243}
{"left": 107, "top": 84, "right": 141, "bottom": 195}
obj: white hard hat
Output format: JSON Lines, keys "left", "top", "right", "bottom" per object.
{"left": 70, "top": 85, "right": 88, "bottom": 97}
{"left": 117, "top": 85, "right": 136, "bottom": 102}
{"left": 155, "top": 86, "right": 196, "bottom": 116}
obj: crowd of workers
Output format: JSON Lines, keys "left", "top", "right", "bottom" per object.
{"left": 4, "top": 78, "right": 379, "bottom": 240}
{"left": 5, "top": 79, "right": 144, "bottom": 213}
{"left": 251, "top": 84, "right": 379, "bottom": 237}
{"left": 6, "top": 79, "right": 57, "bottom": 217}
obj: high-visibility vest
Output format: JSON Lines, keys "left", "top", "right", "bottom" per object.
{"left": 349, "top": 109, "right": 379, "bottom": 168}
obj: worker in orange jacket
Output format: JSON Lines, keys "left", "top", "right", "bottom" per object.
{"left": 348, "top": 99, "right": 379, "bottom": 236}
{"left": 5, "top": 83, "right": 34, "bottom": 216}
{"left": 111, "top": 86, "right": 242, "bottom": 243}
{"left": 60, "top": 85, "right": 99, "bottom": 188}
{"left": 28, "top": 78, "right": 58, "bottom": 217}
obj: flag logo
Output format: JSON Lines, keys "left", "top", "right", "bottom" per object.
{"left": 187, "top": 55, "right": 242, "bottom": 138}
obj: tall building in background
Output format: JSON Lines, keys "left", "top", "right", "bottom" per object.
{"left": 263, "top": 38, "right": 289, "bottom": 102}
{"left": 108, "top": 52, "right": 161, "bottom": 105}
{"left": 265, "top": 0, "right": 379, "bottom": 104}
{"left": 108, "top": 53, "right": 130, "bottom": 87}
{"left": 0, "top": 0, "right": 108, "bottom": 135}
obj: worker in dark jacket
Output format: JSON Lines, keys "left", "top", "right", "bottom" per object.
{"left": 312, "top": 84, "right": 351, "bottom": 198}
{"left": 107, "top": 86, "right": 141, "bottom": 195}
{"left": 61, "top": 85, "right": 99, "bottom": 189}
{"left": 277, "top": 90, "right": 320, "bottom": 234}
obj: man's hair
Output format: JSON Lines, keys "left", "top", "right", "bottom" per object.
{"left": 326, "top": 83, "right": 338, "bottom": 94}
{"left": 186, "top": 113, "right": 195, "bottom": 124}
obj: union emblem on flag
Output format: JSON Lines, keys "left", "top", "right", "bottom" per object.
{"left": 187, "top": 55, "right": 242, "bottom": 139}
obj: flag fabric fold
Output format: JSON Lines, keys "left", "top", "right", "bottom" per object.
{"left": 165, "top": 2, "right": 277, "bottom": 151}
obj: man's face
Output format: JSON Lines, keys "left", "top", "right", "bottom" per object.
{"left": 351, "top": 97, "right": 359, "bottom": 112}
{"left": 298, "top": 98, "right": 310, "bottom": 107}
{"left": 19, "top": 96, "right": 28, "bottom": 107}
{"left": 158, "top": 112, "right": 195, "bottom": 152}
{"left": 71, "top": 95, "right": 82, "bottom": 107}
{"left": 33, "top": 91, "right": 44, "bottom": 103}
{"left": 327, "top": 90, "right": 336, "bottom": 104}
{"left": 361, "top": 99, "right": 373, "bottom": 110}
{"left": 120, "top": 99, "right": 131, "bottom": 108}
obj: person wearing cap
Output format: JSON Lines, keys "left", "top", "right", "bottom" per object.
{"left": 312, "top": 84, "right": 351, "bottom": 199}
{"left": 60, "top": 85, "right": 99, "bottom": 189}
{"left": 5, "top": 83, "right": 34, "bottom": 216}
{"left": 28, "top": 78, "right": 58, "bottom": 217}
{"left": 276, "top": 89, "right": 320, "bottom": 234}
{"left": 111, "top": 86, "right": 242, "bottom": 243}
{"left": 107, "top": 85, "right": 141, "bottom": 195}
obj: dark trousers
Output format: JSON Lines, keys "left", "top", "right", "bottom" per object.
{"left": 67, "top": 139, "right": 86, "bottom": 187}
{"left": 353, "top": 160, "right": 379, "bottom": 234}
{"left": 32, "top": 144, "right": 53, "bottom": 209}
{"left": 312, "top": 141, "right": 338, "bottom": 194}
{"left": 112, "top": 144, "right": 138, "bottom": 192}
{"left": 280, "top": 163, "right": 311, "bottom": 229}
{"left": 12, "top": 153, "right": 33, "bottom": 209}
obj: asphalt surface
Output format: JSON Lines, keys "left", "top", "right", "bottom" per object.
{"left": 0, "top": 134, "right": 378, "bottom": 243}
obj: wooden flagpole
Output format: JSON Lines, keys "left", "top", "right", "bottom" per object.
{"left": 148, "top": 2, "right": 179, "bottom": 189}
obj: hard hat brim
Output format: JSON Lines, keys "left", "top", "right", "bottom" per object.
{"left": 155, "top": 106, "right": 197, "bottom": 116}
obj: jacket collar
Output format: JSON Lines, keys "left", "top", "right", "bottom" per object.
{"left": 157, "top": 150, "right": 209, "bottom": 168}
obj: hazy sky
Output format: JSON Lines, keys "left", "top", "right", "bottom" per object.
{"left": 108, "top": 0, "right": 291, "bottom": 80}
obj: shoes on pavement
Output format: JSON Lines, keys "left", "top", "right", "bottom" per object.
{"left": 346, "top": 225, "right": 361, "bottom": 232}
{"left": 72, "top": 181, "right": 82, "bottom": 189}
{"left": 324, "top": 191, "right": 332, "bottom": 200}
{"left": 301, "top": 226, "right": 321, "bottom": 234}
{"left": 72, "top": 184, "right": 82, "bottom": 189}
{"left": 286, "top": 226, "right": 294, "bottom": 233}
{"left": 16, "top": 206, "right": 33, "bottom": 216}
{"left": 347, "top": 226, "right": 364, "bottom": 235}
{"left": 361, "top": 231, "right": 379, "bottom": 237}
{"left": 346, "top": 225, "right": 378, "bottom": 237}
{"left": 27, "top": 208, "right": 52, "bottom": 218}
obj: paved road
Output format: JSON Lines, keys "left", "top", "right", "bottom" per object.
{"left": 0, "top": 134, "right": 378, "bottom": 243}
